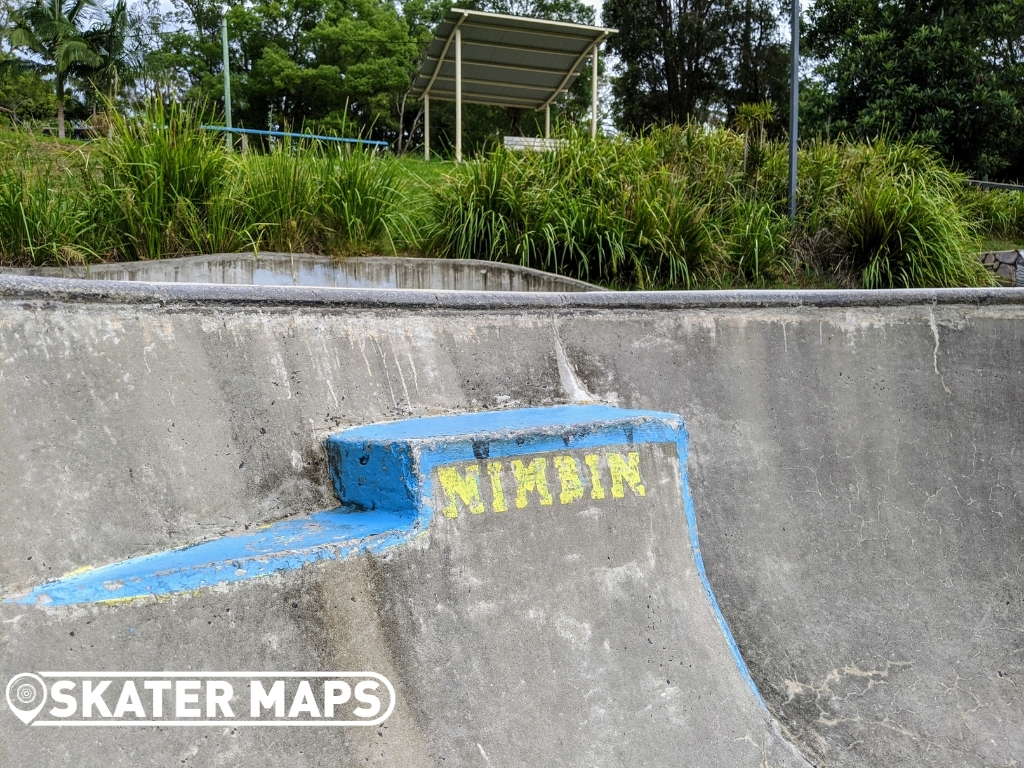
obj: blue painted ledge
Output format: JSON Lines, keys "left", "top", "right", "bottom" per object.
{"left": 7, "top": 406, "right": 674, "bottom": 603}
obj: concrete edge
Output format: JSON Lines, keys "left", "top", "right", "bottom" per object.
{"left": 0, "top": 253, "right": 608, "bottom": 293}
{"left": 3, "top": 274, "right": 1024, "bottom": 310}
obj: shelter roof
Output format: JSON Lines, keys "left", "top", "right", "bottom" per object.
{"left": 410, "top": 8, "right": 617, "bottom": 111}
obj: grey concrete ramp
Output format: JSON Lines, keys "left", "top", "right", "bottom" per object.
{"left": 1, "top": 275, "right": 1022, "bottom": 767}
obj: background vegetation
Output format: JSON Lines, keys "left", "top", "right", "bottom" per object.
{"left": 0, "top": 0, "right": 1022, "bottom": 290}
{"left": 2, "top": 104, "right": 1020, "bottom": 289}
{"left": 3, "top": 0, "right": 1021, "bottom": 181}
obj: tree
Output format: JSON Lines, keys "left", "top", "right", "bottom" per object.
{"left": 805, "top": 0, "right": 1024, "bottom": 180}
{"left": 76, "top": 0, "right": 142, "bottom": 110}
{"left": 725, "top": 0, "right": 787, "bottom": 127}
{"left": 604, "top": 0, "right": 787, "bottom": 131}
{"left": 0, "top": 49, "right": 56, "bottom": 123}
{"left": 154, "top": 0, "right": 423, "bottom": 143}
{"left": 604, "top": 0, "right": 732, "bottom": 129}
{"left": 392, "top": 0, "right": 444, "bottom": 154}
{"left": 146, "top": 0, "right": 598, "bottom": 152}
{"left": 3, "top": 0, "right": 101, "bottom": 137}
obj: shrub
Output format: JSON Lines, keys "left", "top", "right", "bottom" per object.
{"left": 427, "top": 127, "right": 996, "bottom": 289}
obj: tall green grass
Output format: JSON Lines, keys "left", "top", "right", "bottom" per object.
{"left": 426, "top": 126, "right": 998, "bottom": 289}
{"left": 92, "top": 101, "right": 232, "bottom": 260}
{"left": 0, "top": 100, "right": 410, "bottom": 266}
{"left": 0, "top": 107, "right": 1017, "bottom": 289}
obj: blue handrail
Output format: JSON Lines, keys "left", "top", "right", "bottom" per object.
{"left": 201, "top": 125, "right": 389, "bottom": 148}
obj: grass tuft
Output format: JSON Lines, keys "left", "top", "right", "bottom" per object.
{"left": 427, "top": 126, "right": 999, "bottom": 289}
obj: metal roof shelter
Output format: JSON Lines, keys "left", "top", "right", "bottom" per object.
{"left": 411, "top": 8, "right": 617, "bottom": 161}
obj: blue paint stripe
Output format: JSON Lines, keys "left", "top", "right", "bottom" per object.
{"left": 672, "top": 425, "right": 768, "bottom": 710}
{"left": 331, "top": 404, "right": 674, "bottom": 441}
{"left": 10, "top": 510, "right": 415, "bottom": 606}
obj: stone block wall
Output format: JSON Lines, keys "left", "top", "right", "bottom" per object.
{"left": 979, "top": 249, "right": 1024, "bottom": 285}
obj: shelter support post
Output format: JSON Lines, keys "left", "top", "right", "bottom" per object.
{"left": 591, "top": 44, "right": 598, "bottom": 139}
{"left": 545, "top": 105, "right": 550, "bottom": 139}
{"left": 455, "top": 27, "right": 463, "bottom": 162}
{"left": 424, "top": 93, "right": 430, "bottom": 161}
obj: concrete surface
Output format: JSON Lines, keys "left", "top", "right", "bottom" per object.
{"left": 0, "top": 252, "right": 603, "bottom": 292}
{"left": 1, "top": 274, "right": 1022, "bottom": 767}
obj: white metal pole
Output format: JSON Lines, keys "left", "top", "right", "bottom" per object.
{"left": 591, "top": 44, "right": 598, "bottom": 140}
{"left": 424, "top": 93, "right": 430, "bottom": 161}
{"left": 545, "top": 104, "right": 550, "bottom": 139}
{"left": 455, "top": 27, "right": 462, "bottom": 162}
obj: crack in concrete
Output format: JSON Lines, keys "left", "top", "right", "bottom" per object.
{"left": 928, "top": 307, "right": 951, "bottom": 395}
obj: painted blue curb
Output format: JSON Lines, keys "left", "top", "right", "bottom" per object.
{"left": 5, "top": 404, "right": 765, "bottom": 709}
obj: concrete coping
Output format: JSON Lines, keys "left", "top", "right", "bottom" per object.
{"left": 2, "top": 273, "right": 1024, "bottom": 310}
{"left": 0, "top": 253, "right": 605, "bottom": 293}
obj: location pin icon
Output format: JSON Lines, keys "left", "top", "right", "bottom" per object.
{"left": 6, "top": 673, "right": 47, "bottom": 724}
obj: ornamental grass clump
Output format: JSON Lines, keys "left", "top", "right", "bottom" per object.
{"left": 428, "top": 125, "right": 996, "bottom": 290}
{"left": 0, "top": 105, "right": 1011, "bottom": 289}
{"left": 0, "top": 164, "right": 100, "bottom": 266}
{"left": 236, "top": 144, "right": 408, "bottom": 254}
{"left": 426, "top": 127, "right": 734, "bottom": 289}
{"left": 92, "top": 99, "right": 231, "bottom": 260}
{"left": 0, "top": 100, "right": 411, "bottom": 266}
{"left": 426, "top": 125, "right": 789, "bottom": 289}
{"left": 813, "top": 138, "right": 993, "bottom": 288}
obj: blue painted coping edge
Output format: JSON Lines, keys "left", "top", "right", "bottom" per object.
{"left": 5, "top": 404, "right": 766, "bottom": 710}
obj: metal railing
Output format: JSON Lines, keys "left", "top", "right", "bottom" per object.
{"left": 201, "top": 125, "right": 389, "bottom": 149}
{"left": 967, "top": 179, "right": 1024, "bottom": 192}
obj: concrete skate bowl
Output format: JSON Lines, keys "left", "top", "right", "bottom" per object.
{"left": 0, "top": 252, "right": 603, "bottom": 292}
{"left": 0, "top": 274, "right": 1022, "bottom": 768}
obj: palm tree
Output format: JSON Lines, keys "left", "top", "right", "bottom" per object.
{"left": 78, "top": 0, "right": 140, "bottom": 111}
{"left": 4, "top": 0, "right": 101, "bottom": 138}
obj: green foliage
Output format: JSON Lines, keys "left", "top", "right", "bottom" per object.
{"left": 964, "top": 188, "right": 1024, "bottom": 242}
{"left": 76, "top": 0, "right": 142, "bottom": 107}
{"left": 604, "top": 0, "right": 789, "bottom": 130}
{"left": 426, "top": 126, "right": 780, "bottom": 289}
{"left": 0, "top": 110, "right": 1016, "bottom": 290}
{"left": 820, "top": 140, "right": 990, "bottom": 288}
{"left": 154, "top": 0, "right": 425, "bottom": 144}
{"left": 805, "top": 0, "right": 1024, "bottom": 181}
{"left": 92, "top": 99, "right": 231, "bottom": 259}
{"left": 3, "top": 0, "right": 101, "bottom": 136}
{"left": 236, "top": 141, "right": 407, "bottom": 253}
{"left": 426, "top": 126, "right": 999, "bottom": 289}
{"left": 0, "top": 53, "right": 57, "bottom": 123}
{"left": 734, "top": 99, "right": 776, "bottom": 179}
{"left": 0, "top": 101, "right": 411, "bottom": 264}
{"left": 145, "top": 0, "right": 600, "bottom": 155}
{"left": 0, "top": 163, "right": 99, "bottom": 265}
